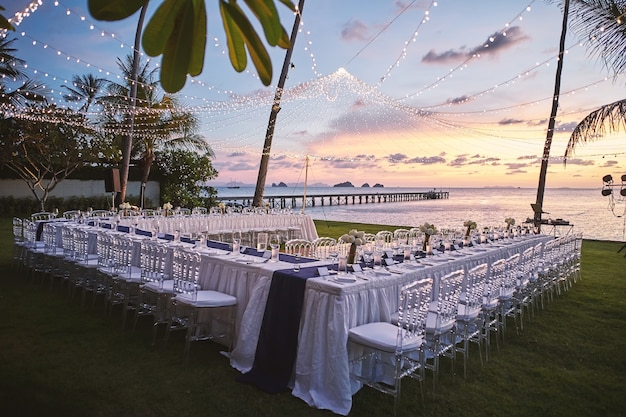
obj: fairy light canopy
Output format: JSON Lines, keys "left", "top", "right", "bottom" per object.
{"left": 2, "top": 0, "right": 626, "bottom": 187}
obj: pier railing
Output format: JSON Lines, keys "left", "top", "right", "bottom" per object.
{"left": 216, "top": 190, "right": 449, "bottom": 209}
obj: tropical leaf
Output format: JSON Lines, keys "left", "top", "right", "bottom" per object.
{"left": 220, "top": 0, "right": 247, "bottom": 72}
{"left": 565, "top": 98, "right": 626, "bottom": 158}
{"left": 88, "top": 0, "right": 146, "bottom": 21}
{"left": 142, "top": 0, "right": 184, "bottom": 57}
{"left": 223, "top": 1, "right": 272, "bottom": 85}
{"left": 243, "top": 0, "right": 282, "bottom": 46}
{"left": 160, "top": 0, "right": 195, "bottom": 93}
{"left": 189, "top": 0, "right": 207, "bottom": 76}
{"left": 0, "top": 5, "right": 14, "bottom": 31}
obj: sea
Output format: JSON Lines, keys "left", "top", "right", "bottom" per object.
{"left": 214, "top": 186, "right": 626, "bottom": 242}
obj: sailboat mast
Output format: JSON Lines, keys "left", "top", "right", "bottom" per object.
{"left": 302, "top": 155, "right": 309, "bottom": 214}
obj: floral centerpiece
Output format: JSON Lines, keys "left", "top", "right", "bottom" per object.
{"left": 163, "top": 202, "right": 173, "bottom": 216}
{"left": 505, "top": 217, "right": 515, "bottom": 230}
{"left": 463, "top": 220, "right": 477, "bottom": 237}
{"left": 119, "top": 202, "right": 132, "bottom": 216}
{"left": 218, "top": 202, "right": 226, "bottom": 214}
{"left": 339, "top": 229, "right": 365, "bottom": 264}
{"left": 419, "top": 222, "right": 437, "bottom": 251}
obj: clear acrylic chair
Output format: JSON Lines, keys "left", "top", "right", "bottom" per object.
{"left": 311, "top": 237, "right": 337, "bottom": 259}
{"left": 482, "top": 258, "right": 506, "bottom": 360}
{"left": 348, "top": 278, "right": 432, "bottom": 414}
{"left": 12, "top": 217, "right": 26, "bottom": 271}
{"left": 133, "top": 240, "right": 175, "bottom": 346}
{"left": 454, "top": 263, "right": 488, "bottom": 378}
{"left": 423, "top": 268, "right": 465, "bottom": 391}
{"left": 21, "top": 218, "right": 46, "bottom": 280}
{"left": 165, "top": 248, "right": 237, "bottom": 362}
{"left": 284, "top": 238, "right": 313, "bottom": 257}
{"left": 498, "top": 253, "right": 521, "bottom": 339}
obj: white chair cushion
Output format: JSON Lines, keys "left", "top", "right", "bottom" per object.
{"left": 349, "top": 322, "right": 422, "bottom": 353}
{"left": 176, "top": 290, "right": 237, "bottom": 308}
{"left": 457, "top": 304, "right": 481, "bottom": 321}
{"left": 145, "top": 279, "right": 175, "bottom": 294}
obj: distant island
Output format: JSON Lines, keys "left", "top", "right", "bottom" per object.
{"left": 271, "top": 182, "right": 288, "bottom": 187}
{"left": 361, "top": 183, "right": 369, "bottom": 188}
{"left": 373, "top": 183, "right": 384, "bottom": 188}
{"left": 334, "top": 181, "right": 355, "bottom": 187}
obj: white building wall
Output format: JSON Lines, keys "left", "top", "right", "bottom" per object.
{"left": 0, "top": 179, "right": 160, "bottom": 205}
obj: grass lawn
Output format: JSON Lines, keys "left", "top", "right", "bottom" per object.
{"left": 1, "top": 218, "right": 625, "bottom": 417}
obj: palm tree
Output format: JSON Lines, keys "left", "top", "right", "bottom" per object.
{"left": 564, "top": 0, "right": 626, "bottom": 158}
{"left": 61, "top": 74, "right": 107, "bottom": 112}
{"left": 99, "top": 54, "right": 212, "bottom": 206}
{"left": 0, "top": 37, "right": 46, "bottom": 108}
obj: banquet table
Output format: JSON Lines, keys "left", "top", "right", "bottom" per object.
{"left": 289, "top": 234, "right": 553, "bottom": 415}
{"left": 45, "top": 221, "right": 552, "bottom": 415}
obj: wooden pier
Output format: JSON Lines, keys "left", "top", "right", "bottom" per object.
{"left": 216, "top": 190, "right": 449, "bottom": 209}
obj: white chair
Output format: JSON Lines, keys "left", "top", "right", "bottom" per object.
{"left": 348, "top": 278, "right": 433, "bottom": 413}
{"left": 284, "top": 238, "right": 313, "bottom": 257}
{"left": 455, "top": 263, "right": 488, "bottom": 378}
{"left": 31, "top": 211, "right": 55, "bottom": 221}
{"left": 423, "top": 268, "right": 465, "bottom": 390}
{"left": 133, "top": 240, "right": 175, "bottom": 346}
{"left": 21, "top": 218, "right": 46, "bottom": 280}
{"left": 41, "top": 222, "right": 66, "bottom": 288}
{"left": 73, "top": 228, "right": 103, "bottom": 307}
{"left": 165, "top": 248, "right": 237, "bottom": 362}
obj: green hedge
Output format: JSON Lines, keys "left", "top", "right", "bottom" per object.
{"left": 0, "top": 195, "right": 153, "bottom": 218}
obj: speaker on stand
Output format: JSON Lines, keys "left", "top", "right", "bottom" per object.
{"left": 105, "top": 168, "right": 121, "bottom": 211}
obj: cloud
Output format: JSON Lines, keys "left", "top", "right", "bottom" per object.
{"left": 555, "top": 121, "right": 578, "bottom": 132}
{"left": 517, "top": 155, "right": 538, "bottom": 160}
{"left": 446, "top": 95, "right": 471, "bottom": 105}
{"left": 601, "top": 160, "right": 619, "bottom": 168}
{"left": 506, "top": 162, "right": 532, "bottom": 170}
{"left": 406, "top": 155, "right": 446, "bottom": 165}
{"left": 499, "top": 118, "right": 525, "bottom": 125}
{"left": 341, "top": 20, "right": 370, "bottom": 41}
{"left": 388, "top": 153, "right": 408, "bottom": 162}
{"left": 448, "top": 156, "right": 468, "bottom": 167}
{"left": 422, "top": 26, "right": 529, "bottom": 64}
{"left": 565, "top": 158, "right": 595, "bottom": 166}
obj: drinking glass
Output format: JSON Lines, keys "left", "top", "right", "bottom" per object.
{"left": 257, "top": 232, "right": 268, "bottom": 252}
{"left": 293, "top": 250, "right": 301, "bottom": 272}
{"left": 232, "top": 230, "right": 242, "bottom": 253}
{"left": 328, "top": 244, "right": 339, "bottom": 274}
{"left": 269, "top": 234, "right": 280, "bottom": 262}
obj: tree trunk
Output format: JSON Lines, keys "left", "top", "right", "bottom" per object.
{"left": 534, "top": 0, "right": 570, "bottom": 232}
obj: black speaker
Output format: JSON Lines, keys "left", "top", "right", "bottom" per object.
{"left": 104, "top": 168, "right": 121, "bottom": 193}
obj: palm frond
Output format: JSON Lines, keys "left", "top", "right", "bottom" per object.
{"left": 565, "top": 98, "right": 626, "bottom": 158}
{"left": 568, "top": 0, "right": 626, "bottom": 75}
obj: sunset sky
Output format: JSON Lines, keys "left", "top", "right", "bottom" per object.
{"left": 5, "top": 0, "right": 626, "bottom": 188}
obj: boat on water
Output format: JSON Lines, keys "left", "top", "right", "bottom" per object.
{"left": 226, "top": 181, "right": 240, "bottom": 189}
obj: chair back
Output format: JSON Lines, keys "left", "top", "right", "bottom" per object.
{"left": 311, "top": 237, "right": 336, "bottom": 259}
{"left": 63, "top": 210, "right": 80, "bottom": 220}
{"left": 192, "top": 207, "right": 207, "bottom": 215}
{"left": 462, "top": 263, "right": 488, "bottom": 312}
{"left": 375, "top": 230, "right": 393, "bottom": 246}
{"left": 285, "top": 239, "right": 313, "bottom": 256}
{"left": 42, "top": 223, "right": 58, "bottom": 254}
{"left": 31, "top": 212, "right": 55, "bottom": 221}
{"left": 501, "top": 253, "right": 521, "bottom": 298}
{"left": 90, "top": 210, "right": 110, "bottom": 218}
{"left": 397, "top": 278, "right": 433, "bottom": 346}
{"left": 73, "top": 228, "right": 92, "bottom": 262}
{"left": 484, "top": 258, "right": 505, "bottom": 306}
{"left": 172, "top": 248, "right": 202, "bottom": 300}
{"left": 426, "top": 269, "right": 464, "bottom": 332}
{"left": 140, "top": 240, "right": 170, "bottom": 285}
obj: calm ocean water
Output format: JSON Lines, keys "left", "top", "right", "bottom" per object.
{"left": 215, "top": 186, "right": 626, "bottom": 242}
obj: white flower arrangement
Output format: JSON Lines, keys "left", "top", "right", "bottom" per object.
{"left": 339, "top": 229, "right": 365, "bottom": 246}
{"left": 419, "top": 222, "right": 437, "bottom": 236}
{"left": 163, "top": 202, "right": 173, "bottom": 211}
{"left": 119, "top": 202, "right": 132, "bottom": 210}
{"left": 505, "top": 217, "right": 515, "bottom": 226}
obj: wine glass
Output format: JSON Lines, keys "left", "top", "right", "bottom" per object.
{"left": 269, "top": 234, "right": 280, "bottom": 262}
{"left": 232, "top": 230, "right": 242, "bottom": 253}
{"left": 328, "top": 244, "right": 339, "bottom": 274}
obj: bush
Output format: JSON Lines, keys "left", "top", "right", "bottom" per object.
{"left": 0, "top": 195, "right": 150, "bottom": 218}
